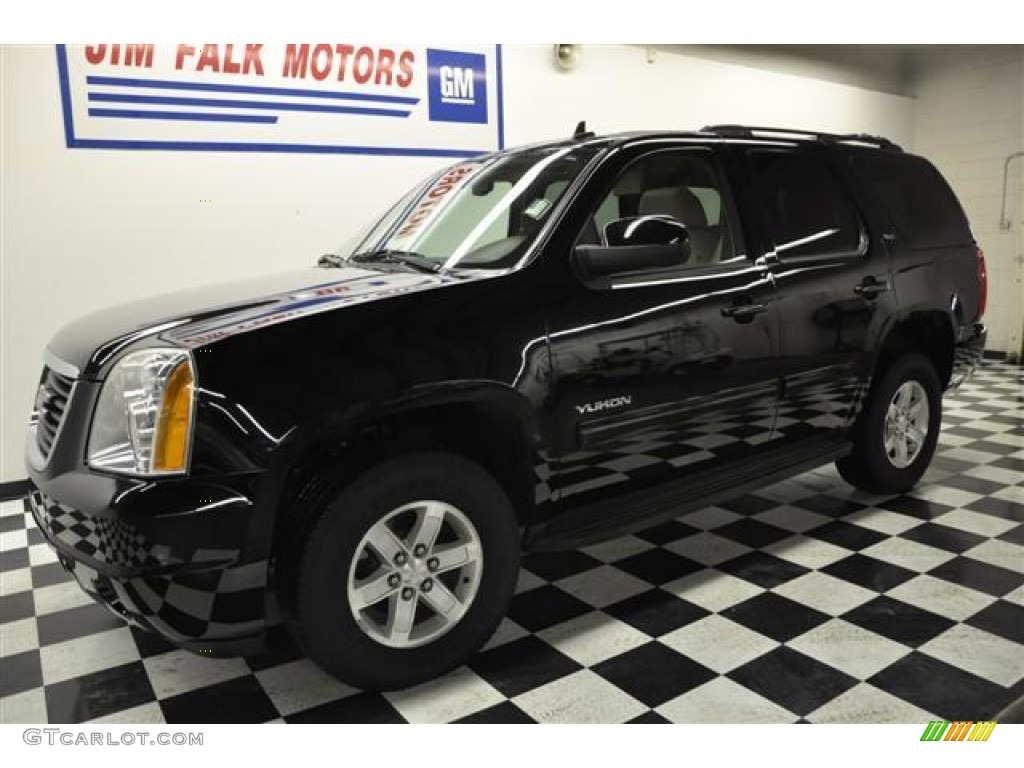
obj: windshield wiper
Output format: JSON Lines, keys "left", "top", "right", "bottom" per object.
{"left": 348, "top": 249, "right": 442, "bottom": 274}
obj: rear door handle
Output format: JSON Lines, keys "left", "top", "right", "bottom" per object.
{"left": 854, "top": 275, "right": 891, "bottom": 299}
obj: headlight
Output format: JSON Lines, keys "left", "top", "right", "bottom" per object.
{"left": 87, "top": 349, "right": 195, "bottom": 476}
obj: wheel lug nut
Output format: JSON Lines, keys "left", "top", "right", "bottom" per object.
{"left": 421, "top": 578, "right": 433, "bottom": 592}
{"left": 427, "top": 557, "right": 440, "bottom": 571}
{"left": 394, "top": 552, "right": 408, "bottom": 566}
{"left": 387, "top": 573, "right": 401, "bottom": 588}
{"left": 413, "top": 544, "right": 427, "bottom": 557}
{"left": 401, "top": 587, "right": 415, "bottom": 600}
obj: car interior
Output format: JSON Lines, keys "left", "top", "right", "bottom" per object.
{"left": 580, "top": 152, "right": 736, "bottom": 268}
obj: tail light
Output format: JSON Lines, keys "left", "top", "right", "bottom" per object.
{"left": 976, "top": 246, "right": 988, "bottom": 319}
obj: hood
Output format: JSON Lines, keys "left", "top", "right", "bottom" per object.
{"left": 46, "top": 266, "right": 453, "bottom": 377}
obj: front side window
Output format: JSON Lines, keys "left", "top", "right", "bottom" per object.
{"left": 345, "top": 144, "right": 603, "bottom": 271}
{"left": 579, "top": 150, "right": 738, "bottom": 270}
{"left": 750, "top": 151, "right": 864, "bottom": 259}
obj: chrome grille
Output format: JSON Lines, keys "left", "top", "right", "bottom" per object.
{"left": 33, "top": 366, "right": 75, "bottom": 460}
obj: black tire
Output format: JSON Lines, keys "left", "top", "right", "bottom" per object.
{"left": 287, "top": 452, "right": 519, "bottom": 690}
{"left": 837, "top": 353, "right": 943, "bottom": 494}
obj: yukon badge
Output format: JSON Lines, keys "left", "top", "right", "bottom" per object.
{"left": 575, "top": 396, "right": 633, "bottom": 416}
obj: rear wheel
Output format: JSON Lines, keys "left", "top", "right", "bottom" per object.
{"left": 288, "top": 452, "right": 520, "bottom": 690}
{"left": 837, "top": 353, "right": 942, "bottom": 494}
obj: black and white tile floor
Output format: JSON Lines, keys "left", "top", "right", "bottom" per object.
{"left": 2, "top": 362, "right": 1021, "bottom": 724}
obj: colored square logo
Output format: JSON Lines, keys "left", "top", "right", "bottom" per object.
{"left": 427, "top": 49, "right": 488, "bottom": 124}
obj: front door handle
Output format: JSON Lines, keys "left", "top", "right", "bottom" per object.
{"left": 721, "top": 301, "right": 769, "bottom": 323}
{"left": 854, "top": 275, "right": 891, "bottom": 299}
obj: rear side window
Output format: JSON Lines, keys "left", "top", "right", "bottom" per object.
{"left": 854, "top": 155, "right": 972, "bottom": 249}
{"left": 749, "top": 151, "right": 864, "bottom": 259}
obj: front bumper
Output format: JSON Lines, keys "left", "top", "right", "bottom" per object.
{"left": 28, "top": 481, "right": 271, "bottom": 656}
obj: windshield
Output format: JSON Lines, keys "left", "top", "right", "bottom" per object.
{"left": 343, "top": 144, "right": 603, "bottom": 271}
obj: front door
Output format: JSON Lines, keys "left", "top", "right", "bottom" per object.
{"left": 543, "top": 144, "right": 781, "bottom": 511}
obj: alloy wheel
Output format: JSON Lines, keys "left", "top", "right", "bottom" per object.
{"left": 346, "top": 500, "right": 483, "bottom": 649}
{"left": 883, "top": 380, "right": 930, "bottom": 469}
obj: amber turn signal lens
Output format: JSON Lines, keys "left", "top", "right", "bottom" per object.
{"left": 153, "top": 360, "right": 194, "bottom": 472}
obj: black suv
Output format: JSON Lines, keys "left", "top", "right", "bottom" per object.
{"left": 26, "top": 125, "right": 987, "bottom": 689}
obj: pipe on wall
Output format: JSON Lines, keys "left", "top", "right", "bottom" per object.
{"left": 999, "top": 151, "right": 1024, "bottom": 230}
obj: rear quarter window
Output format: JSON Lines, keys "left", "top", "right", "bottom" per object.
{"left": 853, "top": 155, "right": 973, "bottom": 249}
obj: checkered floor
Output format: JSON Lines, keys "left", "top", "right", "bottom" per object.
{"left": 2, "top": 361, "right": 1021, "bottom": 724}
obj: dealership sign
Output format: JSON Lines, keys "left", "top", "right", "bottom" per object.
{"left": 55, "top": 44, "right": 504, "bottom": 157}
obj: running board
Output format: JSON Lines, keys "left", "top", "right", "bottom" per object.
{"left": 527, "top": 438, "right": 850, "bottom": 552}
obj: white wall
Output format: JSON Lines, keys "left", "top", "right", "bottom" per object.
{"left": 1, "top": 44, "right": 917, "bottom": 482}
{"left": 912, "top": 47, "right": 1024, "bottom": 357}
{"left": 502, "top": 45, "right": 914, "bottom": 145}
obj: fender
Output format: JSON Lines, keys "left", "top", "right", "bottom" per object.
{"left": 262, "top": 379, "right": 546, "bottom": 530}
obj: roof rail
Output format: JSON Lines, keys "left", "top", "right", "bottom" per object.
{"left": 701, "top": 124, "right": 902, "bottom": 152}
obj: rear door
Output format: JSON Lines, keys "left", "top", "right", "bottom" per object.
{"left": 734, "top": 145, "right": 897, "bottom": 448}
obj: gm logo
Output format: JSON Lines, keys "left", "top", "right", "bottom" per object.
{"left": 427, "top": 49, "right": 487, "bottom": 124}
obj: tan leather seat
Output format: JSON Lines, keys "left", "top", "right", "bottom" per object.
{"left": 638, "top": 187, "right": 721, "bottom": 264}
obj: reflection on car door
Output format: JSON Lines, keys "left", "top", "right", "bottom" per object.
{"left": 544, "top": 145, "right": 781, "bottom": 513}
{"left": 737, "top": 147, "right": 896, "bottom": 449}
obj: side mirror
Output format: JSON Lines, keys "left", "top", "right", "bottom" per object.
{"left": 604, "top": 215, "right": 689, "bottom": 248}
{"left": 573, "top": 216, "right": 690, "bottom": 278}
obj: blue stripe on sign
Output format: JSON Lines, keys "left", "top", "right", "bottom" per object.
{"left": 88, "top": 91, "right": 411, "bottom": 118}
{"left": 65, "top": 138, "right": 485, "bottom": 158}
{"left": 496, "top": 44, "right": 505, "bottom": 150}
{"left": 56, "top": 45, "right": 76, "bottom": 148}
{"left": 86, "top": 75, "right": 420, "bottom": 106}
{"left": 89, "top": 108, "right": 279, "bottom": 124}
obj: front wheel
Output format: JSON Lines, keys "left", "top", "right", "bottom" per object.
{"left": 287, "top": 452, "right": 520, "bottom": 690}
{"left": 837, "top": 353, "right": 943, "bottom": 494}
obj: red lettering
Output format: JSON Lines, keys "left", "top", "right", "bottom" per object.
{"left": 196, "top": 44, "right": 221, "bottom": 73}
{"left": 375, "top": 48, "right": 395, "bottom": 85}
{"left": 398, "top": 201, "right": 438, "bottom": 236}
{"left": 244, "top": 44, "right": 264, "bottom": 75}
{"left": 310, "top": 44, "right": 332, "bottom": 81}
{"left": 335, "top": 44, "right": 354, "bottom": 80}
{"left": 282, "top": 44, "right": 309, "bottom": 78}
{"left": 85, "top": 44, "right": 154, "bottom": 67}
{"left": 175, "top": 45, "right": 196, "bottom": 70}
{"left": 352, "top": 46, "right": 374, "bottom": 84}
{"left": 439, "top": 167, "right": 472, "bottom": 186}
{"left": 281, "top": 44, "right": 414, "bottom": 85}
{"left": 84, "top": 45, "right": 106, "bottom": 64}
{"left": 396, "top": 50, "right": 414, "bottom": 88}
{"left": 313, "top": 285, "right": 351, "bottom": 297}
{"left": 123, "top": 44, "right": 154, "bottom": 67}
{"left": 222, "top": 44, "right": 241, "bottom": 74}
